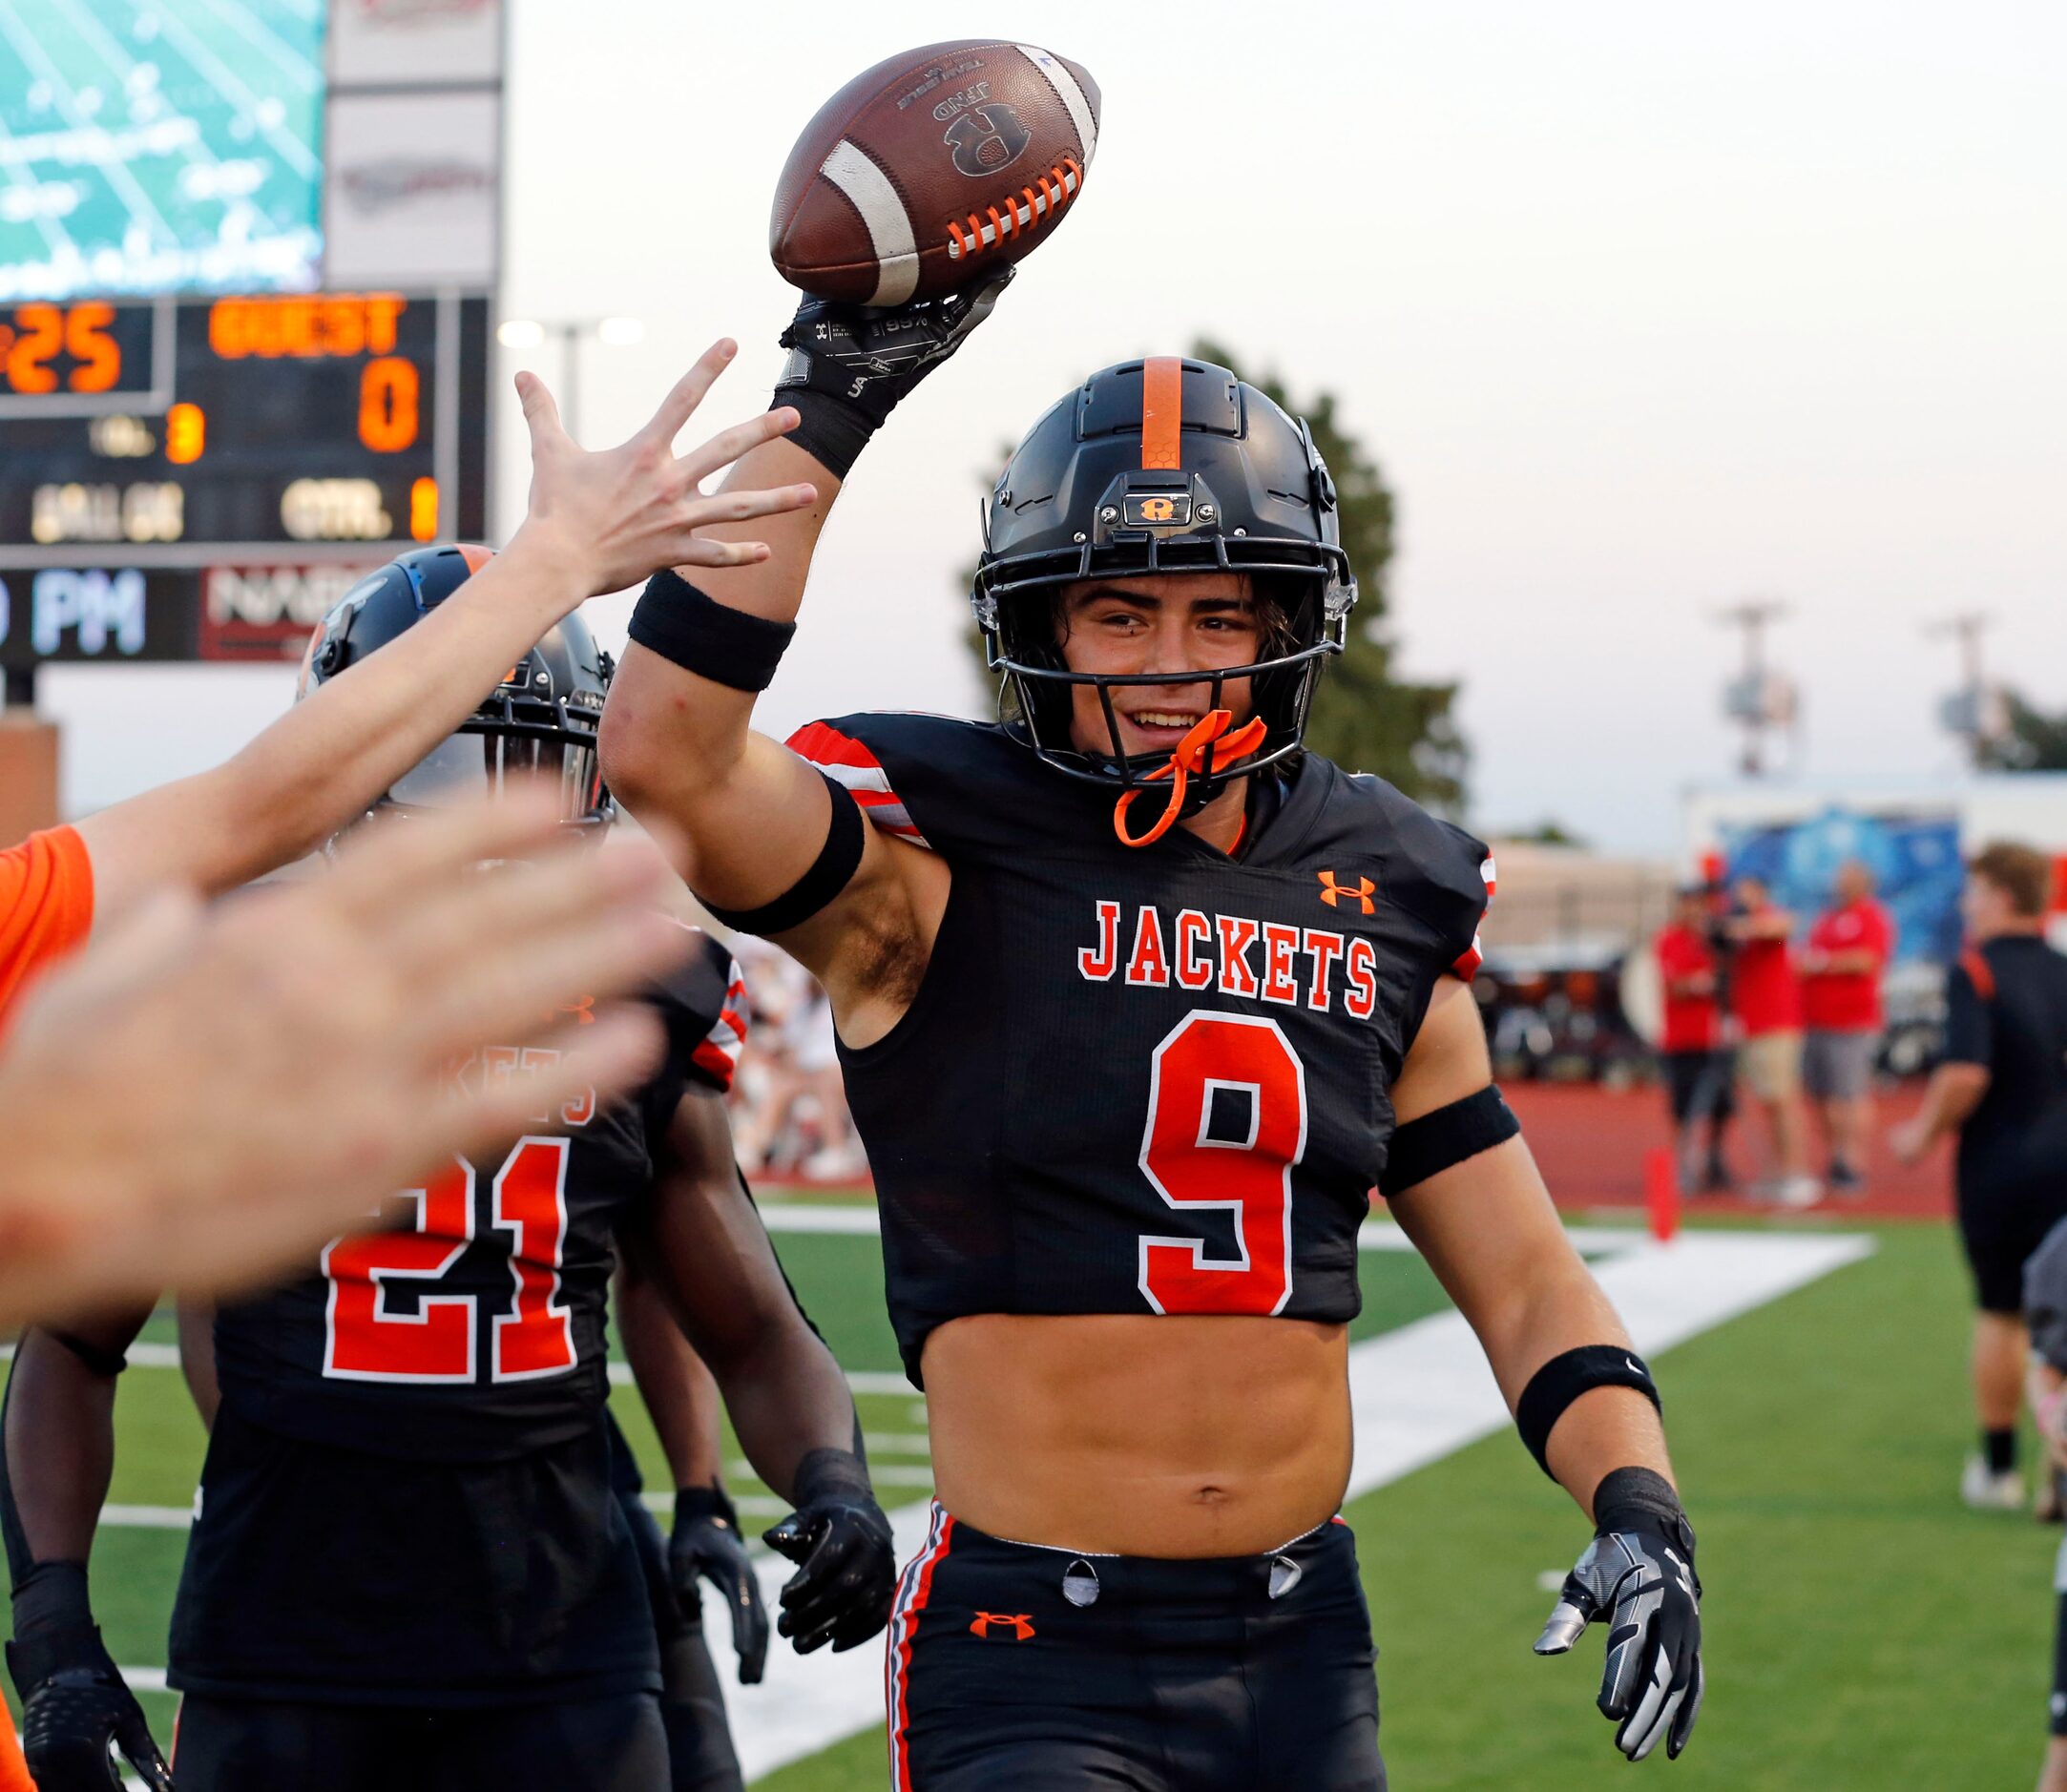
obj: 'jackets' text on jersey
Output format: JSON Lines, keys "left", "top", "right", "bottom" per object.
{"left": 790, "top": 714, "right": 1492, "bottom": 1386}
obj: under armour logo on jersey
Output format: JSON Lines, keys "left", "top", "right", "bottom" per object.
{"left": 1317, "top": 871, "right": 1375, "bottom": 915}
{"left": 970, "top": 1612, "right": 1036, "bottom": 1641}
{"left": 555, "top": 995, "right": 596, "bottom": 1025}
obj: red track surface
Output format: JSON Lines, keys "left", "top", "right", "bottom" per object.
{"left": 1505, "top": 1080, "right": 1955, "bottom": 1222}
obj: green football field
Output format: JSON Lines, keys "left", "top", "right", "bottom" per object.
{"left": 4, "top": 1213, "right": 2057, "bottom": 1789}
{"left": 0, "top": 0, "right": 324, "bottom": 302}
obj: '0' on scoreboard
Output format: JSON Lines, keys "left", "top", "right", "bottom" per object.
{"left": 0, "top": 293, "right": 490, "bottom": 671}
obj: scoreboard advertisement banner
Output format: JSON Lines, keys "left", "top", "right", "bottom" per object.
{"left": 0, "top": 289, "right": 489, "bottom": 670}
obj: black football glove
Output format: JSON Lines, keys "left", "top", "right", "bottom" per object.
{"left": 671, "top": 1484, "right": 770, "bottom": 1685}
{"left": 7, "top": 1565, "right": 173, "bottom": 1792}
{"left": 762, "top": 1448, "right": 896, "bottom": 1656}
{"left": 1534, "top": 1468, "right": 1703, "bottom": 1762}
{"left": 772, "top": 268, "right": 1014, "bottom": 475}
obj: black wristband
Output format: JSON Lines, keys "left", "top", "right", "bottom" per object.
{"left": 1379, "top": 1085, "right": 1521, "bottom": 1197}
{"left": 1591, "top": 1465, "right": 1689, "bottom": 1534}
{"left": 5, "top": 1561, "right": 106, "bottom": 1699}
{"left": 10, "top": 1558, "right": 90, "bottom": 1637}
{"left": 700, "top": 773, "right": 864, "bottom": 937}
{"left": 1515, "top": 1345, "right": 1661, "bottom": 1479}
{"left": 792, "top": 1446, "right": 874, "bottom": 1509}
{"left": 775, "top": 389, "right": 875, "bottom": 482}
{"left": 627, "top": 569, "right": 796, "bottom": 693}
{"left": 675, "top": 1484, "right": 741, "bottom": 1532}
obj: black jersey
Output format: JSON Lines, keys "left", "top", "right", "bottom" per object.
{"left": 209, "top": 927, "right": 746, "bottom": 1461}
{"left": 171, "top": 927, "right": 747, "bottom": 1707}
{"left": 1946, "top": 934, "right": 2067, "bottom": 1192}
{"left": 789, "top": 714, "right": 1490, "bottom": 1386}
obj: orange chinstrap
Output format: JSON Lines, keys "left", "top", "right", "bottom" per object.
{"left": 946, "top": 156, "right": 1084, "bottom": 259}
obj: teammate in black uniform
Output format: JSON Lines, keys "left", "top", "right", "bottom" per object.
{"left": 1893, "top": 841, "right": 2067, "bottom": 1510}
{"left": 601, "top": 295, "right": 1705, "bottom": 1786}
{"left": 0, "top": 550, "right": 896, "bottom": 1792}
{"left": 174, "top": 1263, "right": 765, "bottom": 1790}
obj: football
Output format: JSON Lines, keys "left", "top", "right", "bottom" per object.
{"left": 770, "top": 41, "right": 1100, "bottom": 305}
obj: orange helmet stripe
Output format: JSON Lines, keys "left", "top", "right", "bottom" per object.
{"left": 457, "top": 542, "right": 495, "bottom": 573}
{"left": 1139, "top": 356, "right": 1183, "bottom": 469}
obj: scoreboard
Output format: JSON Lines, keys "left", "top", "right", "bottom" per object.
{"left": 0, "top": 292, "right": 490, "bottom": 672}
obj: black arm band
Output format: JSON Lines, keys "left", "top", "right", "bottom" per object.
{"left": 48, "top": 1329, "right": 128, "bottom": 1378}
{"left": 627, "top": 569, "right": 796, "bottom": 693}
{"left": 1379, "top": 1084, "right": 1521, "bottom": 1197}
{"left": 773, "top": 389, "right": 875, "bottom": 482}
{"left": 699, "top": 772, "right": 864, "bottom": 936}
{"left": 674, "top": 1483, "right": 741, "bottom": 1531}
{"left": 1590, "top": 1465, "right": 1691, "bottom": 1540}
{"left": 793, "top": 1446, "right": 875, "bottom": 1508}
{"left": 1516, "top": 1345, "right": 1661, "bottom": 1479}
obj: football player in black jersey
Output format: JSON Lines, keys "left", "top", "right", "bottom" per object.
{"left": 0, "top": 552, "right": 896, "bottom": 1792}
{"left": 600, "top": 291, "right": 1706, "bottom": 1789}
{"left": 172, "top": 1277, "right": 764, "bottom": 1792}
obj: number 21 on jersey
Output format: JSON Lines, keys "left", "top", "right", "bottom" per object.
{"left": 1138, "top": 1011, "right": 1307, "bottom": 1316}
{"left": 322, "top": 1136, "right": 575, "bottom": 1385}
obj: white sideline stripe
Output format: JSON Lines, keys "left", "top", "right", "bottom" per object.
{"left": 103, "top": 1503, "right": 193, "bottom": 1529}
{"left": 0, "top": 1341, "right": 913, "bottom": 1399}
{"left": 1344, "top": 1230, "right": 1874, "bottom": 1498}
{"left": 817, "top": 139, "right": 918, "bottom": 306}
{"left": 719, "top": 1227, "right": 1873, "bottom": 1782}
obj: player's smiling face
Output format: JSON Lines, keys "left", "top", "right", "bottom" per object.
{"left": 1055, "top": 572, "right": 1263, "bottom": 760}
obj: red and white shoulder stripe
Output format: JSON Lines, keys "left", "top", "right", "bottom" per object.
{"left": 786, "top": 720, "right": 931, "bottom": 850}
{"left": 1451, "top": 852, "right": 1496, "bottom": 982}
{"left": 689, "top": 956, "right": 749, "bottom": 1092}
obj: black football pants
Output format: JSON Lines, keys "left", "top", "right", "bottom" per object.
{"left": 888, "top": 1503, "right": 1385, "bottom": 1790}
{"left": 170, "top": 1691, "right": 668, "bottom": 1792}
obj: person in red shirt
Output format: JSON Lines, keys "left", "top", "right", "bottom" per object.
{"left": 1723, "top": 874, "right": 1818, "bottom": 1206}
{"left": 1654, "top": 885, "right": 1735, "bottom": 1192}
{"left": 1801, "top": 859, "right": 1896, "bottom": 1193}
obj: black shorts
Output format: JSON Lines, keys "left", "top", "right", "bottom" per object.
{"left": 887, "top": 1505, "right": 1383, "bottom": 1791}
{"left": 169, "top": 1402, "right": 658, "bottom": 1705}
{"left": 1958, "top": 1174, "right": 2067, "bottom": 1316}
{"left": 1662, "top": 1050, "right": 1734, "bottom": 1125}
{"left": 170, "top": 1691, "right": 667, "bottom": 1792}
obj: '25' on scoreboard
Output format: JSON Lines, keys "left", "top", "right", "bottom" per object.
{"left": 0, "top": 292, "right": 489, "bottom": 556}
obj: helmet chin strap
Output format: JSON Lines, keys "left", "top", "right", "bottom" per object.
{"left": 1112, "top": 710, "right": 1270, "bottom": 849}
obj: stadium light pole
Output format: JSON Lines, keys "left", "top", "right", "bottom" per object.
{"left": 1713, "top": 598, "right": 1797, "bottom": 779}
{"left": 1925, "top": 611, "right": 2002, "bottom": 768}
{"left": 495, "top": 315, "right": 645, "bottom": 443}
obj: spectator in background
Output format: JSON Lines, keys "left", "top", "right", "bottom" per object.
{"left": 1891, "top": 842, "right": 2067, "bottom": 1511}
{"left": 1725, "top": 874, "right": 1820, "bottom": 1207}
{"left": 1655, "top": 884, "right": 1735, "bottom": 1193}
{"left": 1801, "top": 859, "right": 1897, "bottom": 1193}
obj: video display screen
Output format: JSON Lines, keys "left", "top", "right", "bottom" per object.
{"left": 0, "top": 0, "right": 326, "bottom": 302}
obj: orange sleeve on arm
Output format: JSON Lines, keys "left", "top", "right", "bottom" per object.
{"left": 0, "top": 824, "right": 96, "bottom": 1027}
{"left": 0, "top": 1718, "right": 32, "bottom": 1791}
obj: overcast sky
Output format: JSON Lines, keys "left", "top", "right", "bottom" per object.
{"left": 47, "top": 0, "right": 2067, "bottom": 855}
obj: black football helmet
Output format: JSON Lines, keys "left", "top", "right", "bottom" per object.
{"left": 300, "top": 544, "right": 614, "bottom": 833}
{"left": 971, "top": 356, "right": 1356, "bottom": 802}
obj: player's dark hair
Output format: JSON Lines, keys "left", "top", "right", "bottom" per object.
{"left": 1970, "top": 840, "right": 2054, "bottom": 918}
